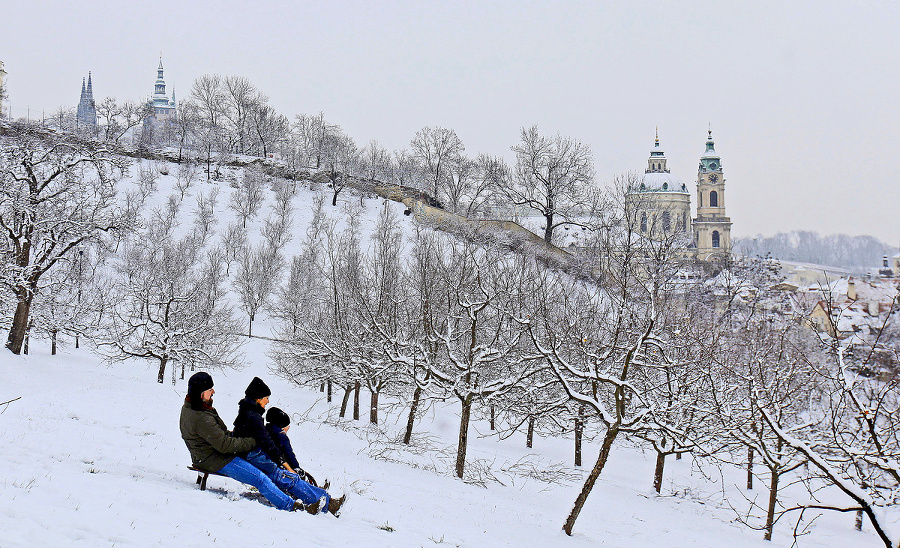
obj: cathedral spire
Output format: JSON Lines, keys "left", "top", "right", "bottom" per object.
{"left": 76, "top": 73, "right": 97, "bottom": 130}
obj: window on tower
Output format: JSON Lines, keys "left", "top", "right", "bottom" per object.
{"left": 641, "top": 212, "right": 647, "bottom": 233}
{"left": 710, "top": 191, "right": 718, "bottom": 207}
{"left": 662, "top": 211, "right": 670, "bottom": 232}
{"left": 712, "top": 231, "right": 720, "bottom": 248}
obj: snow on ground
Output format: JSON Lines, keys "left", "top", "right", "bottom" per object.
{"left": 0, "top": 339, "right": 883, "bottom": 547}
{"left": 0, "top": 159, "right": 888, "bottom": 546}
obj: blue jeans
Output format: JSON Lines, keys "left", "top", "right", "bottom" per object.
{"left": 217, "top": 457, "right": 294, "bottom": 511}
{"left": 243, "top": 448, "right": 330, "bottom": 512}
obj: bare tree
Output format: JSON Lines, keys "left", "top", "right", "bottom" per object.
{"left": 508, "top": 125, "right": 595, "bottom": 244}
{"left": 361, "top": 140, "right": 393, "bottom": 184}
{"left": 229, "top": 166, "right": 266, "bottom": 228}
{"left": 222, "top": 76, "right": 259, "bottom": 154}
{"left": 411, "top": 126, "right": 464, "bottom": 205}
{"left": 233, "top": 242, "right": 283, "bottom": 337}
{"left": 99, "top": 198, "right": 243, "bottom": 383}
{"left": 249, "top": 102, "right": 288, "bottom": 158}
{"left": 96, "top": 98, "right": 152, "bottom": 144}
{"left": 321, "top": 130, "right": 360, "bottom": 206}
{"left": 1, "top": 127, "right": 130, "bottom": 354}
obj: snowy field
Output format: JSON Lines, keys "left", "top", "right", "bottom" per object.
{"left": 0, "top": 157, "right": 890, "bottom": 547}
{"left": 0, "top": 339, "right": 883, "bottom": 548}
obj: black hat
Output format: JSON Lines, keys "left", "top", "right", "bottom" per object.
{"left": 188, "top": 372, "right": 214, "bottom": 395}
{"left": 187, "top": 372, "right": 214, "bottom": 410}
{"left": 245, "top": 376, "right": 272, "bottom": 401}
{"left": 266, "top": 407, "right": 290, "bottom": 429}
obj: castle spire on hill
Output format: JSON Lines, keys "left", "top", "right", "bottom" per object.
{"left": 76, "top": 72, "right": 97, "bottom": 130}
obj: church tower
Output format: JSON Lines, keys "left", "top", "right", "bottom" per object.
{"left": 148, "top": 56, "right": 176, "bottom": 123}
{"left": 692, "top": 130, "right": 732, "bottom": 258}
{"left": 626, "top": 130, "right": 691, "bottom": 237}
{"left": 76, "top": 72, "right": 97, "bottom": 131}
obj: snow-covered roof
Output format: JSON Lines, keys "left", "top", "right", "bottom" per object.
{"left": 635, "top": 172, "right": 689, "bottom": 193}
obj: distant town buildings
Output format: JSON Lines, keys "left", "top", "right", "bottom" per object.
{"left": 75, "top": 72, "right": 97, "bottom": 130}
{"left": 627, "top": 130, "right": 733, "bottom": 260}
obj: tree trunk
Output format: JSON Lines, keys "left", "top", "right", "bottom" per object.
{"left": 352, "top": 381, "right": 361, "bottom": 421}
{"left": 320, "top": 383, "right": 324, "bottom": 392}
{"left": 563, "top": 426, "right": 619, "bottom": 536}
{"left": 763, "top": 467, "right": 780, "bottom": 541}
{"left": 157, "top": 356, "right": 169, "bottom": 384}
{"left": 369, "top": 390, "right": 378, "bottom": 425}
{"left": 23, "top": 330, "right": 29, "bottom": 355}
{"left": 404, "top": 385, "right": 422, "bottom": 445}
{"left": 526, "top": 416, "right": 535, "bottom": 449}
{"left": 339, "top": 385, "right": 351, "bottom": 418}
{"left": 327, "top": 380, "right": 332, "bottom": 403}
{"left": 653, "top": 452, "right": 666, "bottom": 494}
{"left": 51, "top": 330, "right": 57, "bottom": 355}
{"left": 855, "top": 481, "right": 867, "bottom": 531}
{"left": 455, "top": 397, "right": 473, "bottom": 479}
{"left": 574, "top": 418, "right": 583, "bottom": 467}
{"left": 75, "top": 334, "right": 79, "bottom": 349}
{"left": 6, "top": 297, "right": 32, "bottom": 354}
{"left": 747, "top": 447, "right": 755, "bottom": 490}
{"left": 248, "top": 315, "right": 253, "bottom": 337}
{"left": 489, "top": 405, "right": 495, "bottom": 431}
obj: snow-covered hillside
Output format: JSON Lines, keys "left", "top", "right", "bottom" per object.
{"left": 0, "top": 341, "right": 877, "bottom": 548}
{"left": 0, "top": 156, "right": 890, "bottom": 547}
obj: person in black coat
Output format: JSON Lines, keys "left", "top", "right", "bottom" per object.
{"left": 234, "top": 377, "right": 345, "bottom": 516}
{"left": 266, "top": 406, "right": 327, "bottom": 489}
{"left": 233, "top": 377, "right": 286, "bottom": 469}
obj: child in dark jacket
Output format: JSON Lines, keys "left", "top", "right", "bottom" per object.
{"left": 265, "top": 406, "right": 327, "bottom": 489}
{"left": 234, "top": 377, "right": 343, "bottom": 515}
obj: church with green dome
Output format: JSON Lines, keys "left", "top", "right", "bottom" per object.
{"left": 627, "top": 130, "right": 732, "bottom": 260}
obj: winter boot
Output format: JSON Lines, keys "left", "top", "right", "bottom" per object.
{"left": 291, "top": 500, "right": 307, "bottom": 512}
{"left": 305, "top": 495, "right": 326, "bottom": 515}
{"left": 327, "top": 494, "right": 347, "bottom": 517}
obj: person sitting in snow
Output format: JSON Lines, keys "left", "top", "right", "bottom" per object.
{"left": 233, "top": 376, "right": 345, "bottom": 516}
{"left": 180, "top": 372, "right": 310, "bottom": 513}
{"left": 265, "top": 406, "right": 328, "bottom": 489}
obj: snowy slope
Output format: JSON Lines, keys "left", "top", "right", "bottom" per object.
{"left": 0, "top": 158, "right": 888, "bottom": 547}
{"left": 0, "top": 341, "right": 881, "bottom": 547}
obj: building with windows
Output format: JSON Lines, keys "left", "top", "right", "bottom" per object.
{"left": 147, "top": 57, "right": 176, "bottom": 124}
{"left": 627, "top": 130, "right": 733, "bottom": 260}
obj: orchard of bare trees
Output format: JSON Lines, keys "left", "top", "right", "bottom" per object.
{"left": 3, "top": 71, "right": 900, "bottom": 546}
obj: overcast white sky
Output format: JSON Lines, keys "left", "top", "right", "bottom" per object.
{"left": 4, "top": 1, "right": 899, "bottom": 244}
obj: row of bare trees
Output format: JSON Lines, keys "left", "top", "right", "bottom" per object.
{"left": 266, "top": 187, "right": 900, "bottom": 543}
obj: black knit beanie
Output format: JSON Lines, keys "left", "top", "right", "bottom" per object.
{"left": 266, "top": 407, "right": 290, "bottom": 429}
{"left": 245, "top": 376, "right": 272, "bottom": 401}
{"left": 187, "top": 372, "right": 214, "bottom": 410}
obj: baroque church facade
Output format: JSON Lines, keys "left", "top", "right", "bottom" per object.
{"left": 627, "top": 130, "right": 732, "bottom": 260}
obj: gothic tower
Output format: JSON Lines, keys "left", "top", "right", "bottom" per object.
{"left": 692, "top": 130, "right": 732, "bottom": 258}
{"left": 76, "top": 72, "right": 97, "bottom": 131}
